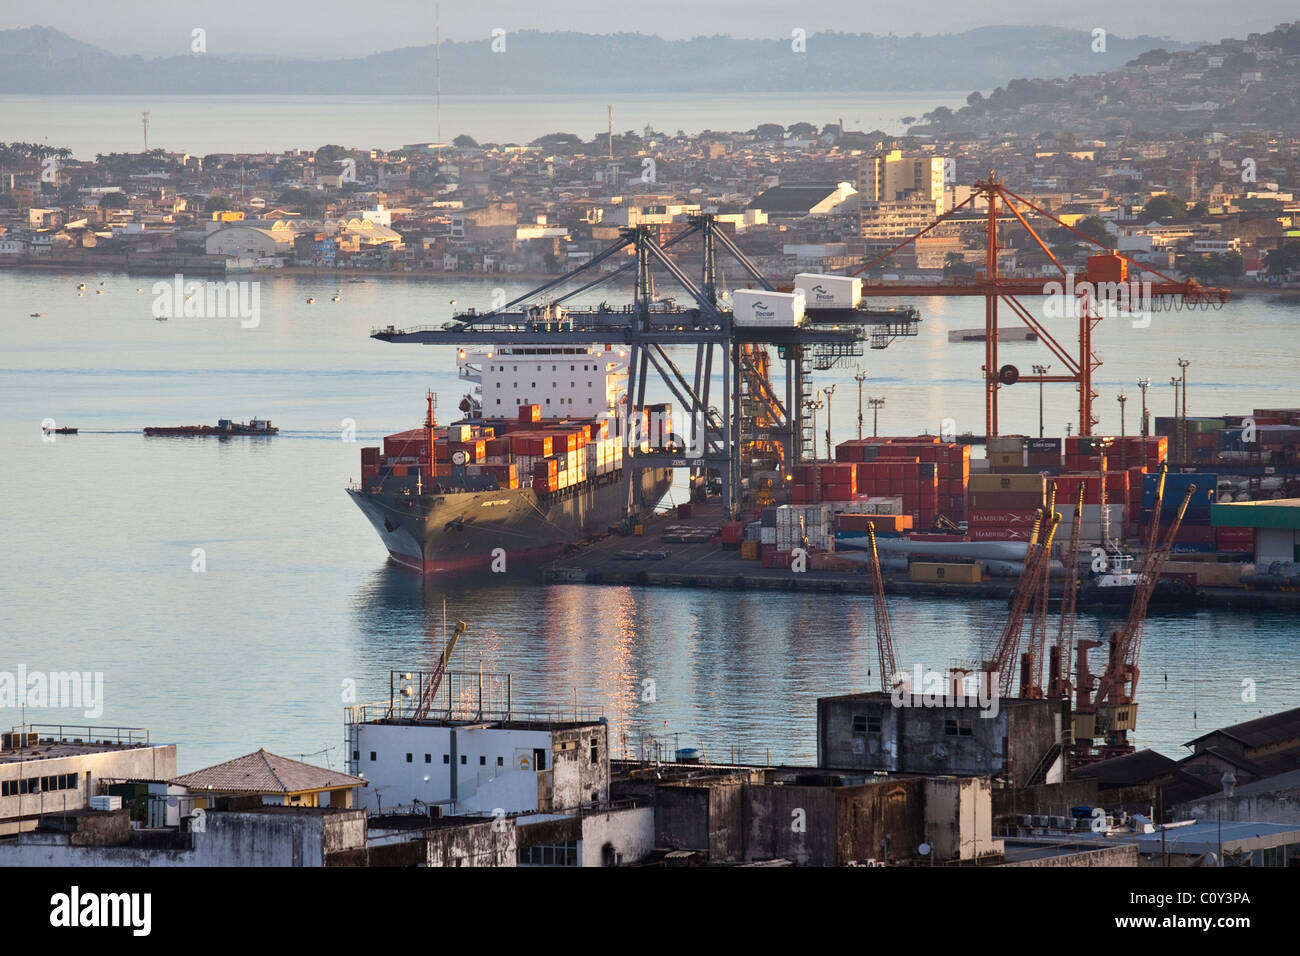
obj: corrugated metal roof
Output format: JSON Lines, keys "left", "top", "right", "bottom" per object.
{"left": 172, "top": 749, "right": 367, "bottom": 794}
{"left": 1184, "top": 706, "right": 1300, "bottom": 751}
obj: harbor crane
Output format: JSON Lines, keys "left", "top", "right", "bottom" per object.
{"left": 413, "top": 619, "right": 468, "bottom": 720}
{"left": 977, "top": 503, "right": 1061, "bottom": 699}
{"left": 867, "top": 521, "right": 899, "bottom": 693}
{"left": 846, "top": 172, "right": 1230, "bottom": 439}
{"left": 1047, "top": 483, "right": 1087, "bottom": 699}
{"left": 1071, "top": 465, "right": 1195, "bottom": 764}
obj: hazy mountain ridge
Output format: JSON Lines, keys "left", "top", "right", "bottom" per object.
{"left": 0, "top": 26, "right": 1199, "bottom": 94}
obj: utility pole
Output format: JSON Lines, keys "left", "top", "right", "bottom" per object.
{"left": 1117, "top": 393, "right": 1128, "bottom": 471}
{"left": 869, "top": 397, "right": 885, "bottom": 438}
{"left": 822, "top": 384, "right": 837, "bottom": 460}
{"left": 1178, "top": 358, "right": 1190, "bottom": 466}
{"left": 1137, "top": 378, "right": 1150, "bottom": 470}
{"left": 1032, "top": 363, "right": 1051, "bottom": 438}
{"left": 1175, "top": 374, "right": 1185, "bottom": 463}
{"left": 854, "top": 365, "right": 868, "bottom": 440}
{"left": 141, "top": 111, "right": 150, "bottom": 153}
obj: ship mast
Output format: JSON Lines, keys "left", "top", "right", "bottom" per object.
{"left": 426, "top": 389, "right": 437, "bottom": 480}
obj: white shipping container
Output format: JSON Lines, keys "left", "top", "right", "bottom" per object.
{"left": 794, "top": 273, "right": 862, "bottom": 310}
{"left": 729, "top": 289, "right": 805, "bottom": 327}
{"left": 90, "top": 795, "right": 122, "bottom": 811}
{"left": 760, "top": 527, "right": 777, "bottom": 545}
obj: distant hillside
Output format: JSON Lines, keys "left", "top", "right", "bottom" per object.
{"left": 0, "top": 26, "right": 1199, "bottom": 94}
{"left": 910, "top": 20, "right": 1300, "bottom": 136}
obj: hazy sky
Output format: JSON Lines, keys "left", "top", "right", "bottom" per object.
{"left": 3, "top": 1, "right": 1292, "bottom": 57}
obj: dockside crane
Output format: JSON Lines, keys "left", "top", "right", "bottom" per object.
{"left": 867, "top": 521, "right": 899, "bottom": 693}
{"left": 1048, "top": 483, "right": 1087, "bottom": 699}
{"left": 1021, "top": 486, "right": 1058, "bottom": 698}
{"left": 980, "top": 506, "right": 1060, "bottom": 698}
{"left": 413, "top": 619, "right": 468, "bottom": 720}
{"left": 1071, "top": 465, "right": 1195, "bottom": 764}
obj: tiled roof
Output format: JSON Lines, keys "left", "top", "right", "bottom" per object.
{"left": 173, "top": 749, "right": 367, "bottom": 794}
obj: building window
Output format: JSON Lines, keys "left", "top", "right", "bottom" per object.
{"left": 497, "top": 756, "right": 504, "bottom": 766}
{"left": 370, "top": 751, "right": 376, "bottom": 761}
{"left": 443, "top": 754, "right": 450, "bottom": 764}
{"left": 570, "top": 365, "right": 575, "bottom": 370}
{"left": 460, "top": 755, "right": 467, "bottom": 765}
{"left": 406, "top": 753, "right": 412, "bottom": 763}
{"left": 591, "top": 743, "right": 599, "bottom": 763}
{"left": 517, "top": 841, "right": 579, "bottom": 866}
{"left": 945, "top": 719, "right": 974, "bottom": 737}
{"left": 479, "top": 755, "right": 486, "bottom": 765}
{"left": 352, "top": 750, "right": 359, "bottom": 760}
{"left": 425, "top": 754, "right": 431, "bottom": 763}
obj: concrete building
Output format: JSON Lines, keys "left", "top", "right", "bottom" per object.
{"left": 857, "top": 150, "right": 946, "bottom": 213}
{"left": 747, "top": 182, "right": 856, "bottom": 220}
{"left": 0, "top": 726, "right": 176, "bottom": 836}
{"left": 816, "top": 692, "right": 1067, "bottom": 787}
{"left": 346, "top": 670, "right": 610, "bottom": 815}
{"left": 204, "top": 223, "right": 294, "bottom": 257}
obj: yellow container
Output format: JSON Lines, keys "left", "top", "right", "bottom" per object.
{"left": 909, "top": 562, "right": 982, "bottom": 584}
{"left": 633, "top": 524, "right": 644, "bottom": 536}
{"left": 740, "top": 540, "right": 760, "bottom": 560}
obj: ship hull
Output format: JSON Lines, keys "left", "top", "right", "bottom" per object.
{"left": 348, "top": 467, "right": 674, "bottom": 574}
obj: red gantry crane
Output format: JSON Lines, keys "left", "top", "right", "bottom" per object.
{"left": 1047, "top": 483, "right": 1088, "bottom": 700}
{"left": 850, "top": 173, "right": 1229, "bottom": 438}
{"left": 1071, "top": 465, "right": 1195, "bottom": 764}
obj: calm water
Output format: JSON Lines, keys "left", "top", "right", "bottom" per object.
{"left": 2, "top": 269, "right": 1299, "bottom": 772}
{"left": 0, "top": 91, "right": 968, "bottom": 159}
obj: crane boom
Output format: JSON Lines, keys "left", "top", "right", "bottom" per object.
{"left": 1025, "top": 486, "right": 1058, "bottom": 696}
{"left": 867, "top": 521, "right": 898, "bottom": 692}
{"left": 414, "top": 619, "right": 468, "bottom": 719}
{"left": 1050, "top": 482, "right": 1087, "bottom": 698}
{"left": 985, "top": 507, "right": 1060, "bottom": 697}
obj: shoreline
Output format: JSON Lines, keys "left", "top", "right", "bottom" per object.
{"left": 2, "top": 260, "right": 1297, "bottom": 295}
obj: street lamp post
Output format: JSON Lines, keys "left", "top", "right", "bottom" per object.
{"left": 1032, "top": 364, "right": 1051, "bottom": 438}
{"left": 804, "top": 394, "right": 824, "bottom": 461}
{"left": 1137, "top": 378, "right": 1151, "bottom": 470}
{"left": 1178, "top": 358, "right": 1190, "bottom": 465}
{"left": 869, "top": 397, "right": 885, "bottom": 438}
{"left": 854, "top": 365, "right": 868, "bottom": 440}
{"left": 822, "top": 384, "right": 837, "bottom": 460}
{"left": 1117, "top": 393, "right": 1128, "bottom": 471}
{"left": 1175, "top": 374, "right": 1185, "bottom": 465}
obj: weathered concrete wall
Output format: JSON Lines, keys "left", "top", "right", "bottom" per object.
{"left": 708, "top": 784, "right": 745, "bottom": 862}
{"left": 425, "top": 819, "right": 516, "bottom": 867}
{"left": 323, "top": 812, "right": 367, "bottom": 853}
{"left": 195, "top": 812, "right": 325, "bottom": 866}
{"left": 835, "top": 779, "right": 926, "bottom": 865}
{"left": 654, "top": 785, "right": 710, "bottom": 851}
{"left": 1175, "top": 790, "right": 1300, "bottom": 826}
{"left": 1004, "top": 843, "right": 1138, "bottom": 867}
{"left": 743, "top": 785, "right": 837, "bottom": 866}
{"left": 925, "top": 777, "right": 998, "bottom": 861}
{"left": 551, "top": 725, "right": 608, "bottom": 811}
{"left": 580, "top": 807, "right": 654, "bottom": 866}
{"left": 994, "top": 779, "right": 1099, "bottom": 819}
{"left": 1006, "top": 702, "right": 1064, "bottom": 787}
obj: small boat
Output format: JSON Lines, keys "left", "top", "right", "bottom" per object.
{"left": 42, "top": 425, "right": 78, "bottom": 435}
{"left": 347, "top": 278, "right": 366, "bottom": 283}
{"left": 30, "top": 312, "right": 43, "bottom": 318}
{"left": 306, "top": 297, "right": 315, "bottom": 304}
{"left": 156, "top": 315, "right": 168, "bottom": 321}
{"left": 332, "top": 294, "right": 341, "bottom": 302}
{"left": 144, "top": 418, "right": 278, "bottom": 437}
{"left": 77, "top": 283, "right": 85, "bottom": 290}
{"left": 96, "top": 289, "right": 104, "bottom": 295}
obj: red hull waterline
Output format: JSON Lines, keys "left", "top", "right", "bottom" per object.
{"left": 386, "top": 544, "right": 568, "bottom": 575}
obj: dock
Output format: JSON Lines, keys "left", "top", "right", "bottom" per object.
{"left": 544, "top": 499, "right": 1015, "bottom": 598}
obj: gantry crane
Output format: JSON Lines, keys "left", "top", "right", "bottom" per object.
{"left": 1071, "top": 465, "right": 1195, "bottom": 764}
{"left": 413, "top": 619, "right": 468, "bottom": 720}
{"left": 850, "top": 173, "right": 1229, "bottom": 438}
{"left": 867, "top": 521, "right": 899, "bottom": 693}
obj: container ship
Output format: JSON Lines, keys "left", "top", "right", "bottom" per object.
{"left": 144, "top": 418, "right": 277, "bottom": 437}
{"left": 348, "top": 346, "right": 674, "bottom": 573}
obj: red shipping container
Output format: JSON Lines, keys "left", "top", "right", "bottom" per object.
{"left": 518, "top": 403, "right": 541, "bottom": 422}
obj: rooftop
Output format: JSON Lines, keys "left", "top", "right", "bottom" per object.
{"left": 1184, "top": 705, "right": 1300, "bottom": 751}
{"left": 172, "top": 749, "right": 367, "bottom": 795}
{"left": 0, "top": 726, "right": 155, "bottom": 766}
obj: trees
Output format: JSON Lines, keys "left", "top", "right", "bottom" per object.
{"left": 1264, "top": 240, "right": 1300, "bottom": 277}
{"left": 1141, "top": 194, "right": 1187, "bottom": 221}
{"left": 943, "top": 252, "right": 976, "bottom": 277}
{"left": 452, "top": 134, "right": 479, "bottom": 148}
